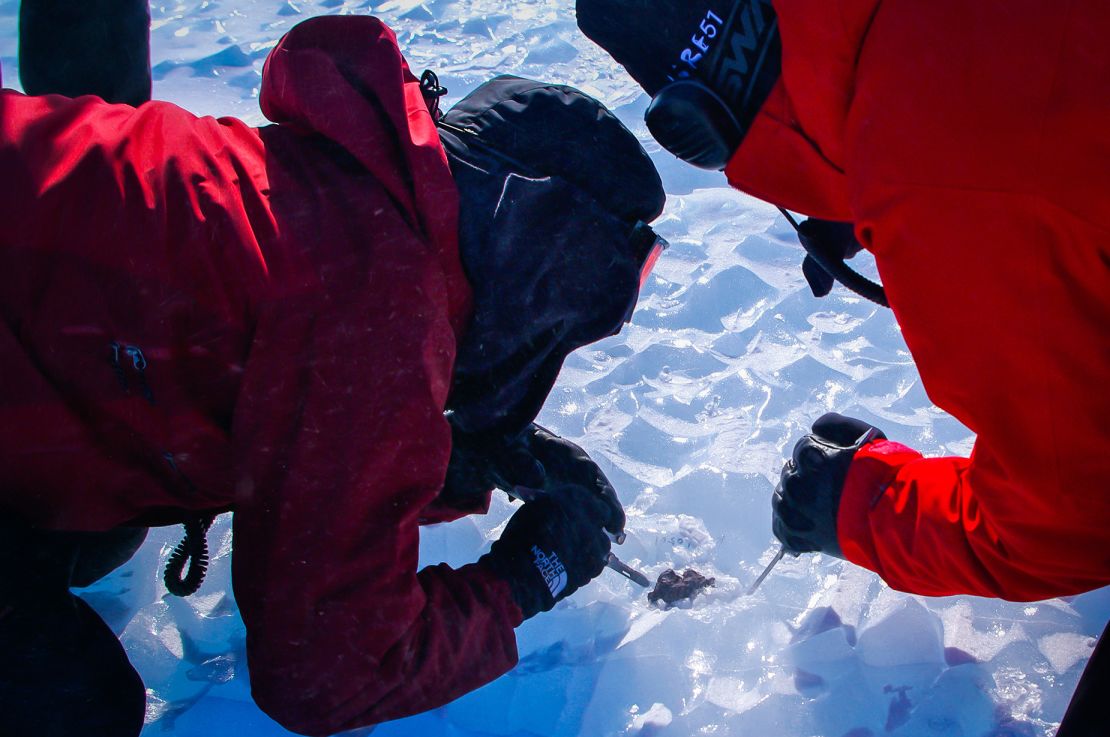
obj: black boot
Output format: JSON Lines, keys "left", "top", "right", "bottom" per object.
{"left": 19, "top": 0, "right": 152, "bottom": 106}
{"left": 1057, "top": 620, "right": 1110, "bottom": 737}
{"left": 0, "top": 522, "right": 147, "bottom": 737}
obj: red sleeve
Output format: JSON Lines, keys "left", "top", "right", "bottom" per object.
{"left": 834, "top": 191, "right": 1110, "bottom": 602}
{"left": 835, "top": 441, "right": 1023, "bottom": 598}
{"left": 0, "top": 86, "right": 279, "bottom": 528}
{"left": 230, "top": 274, "right": 521, "bottom": 736}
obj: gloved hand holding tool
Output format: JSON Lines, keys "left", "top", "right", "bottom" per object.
{"left": 448, "top": 420, "right": 649, "bottom": 593}
{"left": 479, "top": 482, "right": 614, "bottom": 619}
{"left": 512, "top": 424, "right": 626, "bottom": 542}
{"left": 748, "top": 413, "right": 885, "bottom": 594}
{"left": 507, "top": 426, "right": 651, "bottom": 586}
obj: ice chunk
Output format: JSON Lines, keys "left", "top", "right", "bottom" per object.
{"left": 418, "top": 515, "right": 488, "bottom": 569}
{"left": 858, "top": 597, "right": 945, "bottom": 668}
{"left": 785, "top": 624, "right": 855, "bottom": 683}
{"left": 1038, "top": 632, "right": 1097, "bottom": 674}
{"left": 899, "top": 664, "right": 997, "bottom": 737}
{"left": 630, "top": 702, "right": 673, "bottom": 732}
{"left": 616, "top": 609, "right": 673, "bottom": 650}
{"left": 445, "top": 662, "right": 603, "bottom": 737}
{"left": 705, "top": 676, "right": 769, "bottom": 714}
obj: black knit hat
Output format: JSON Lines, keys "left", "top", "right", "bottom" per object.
{"left": 577, "top": 0, "right": 739, "bottom": 96}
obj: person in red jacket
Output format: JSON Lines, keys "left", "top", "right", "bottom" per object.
{"left": 578, "top": 0, "right": 1110, "bottom": 730}
{"left": 578, "top": 0, "right": 1110, "bottom": 604}
{"left": 0, "top": 12, "right": 667, "bottom": 737}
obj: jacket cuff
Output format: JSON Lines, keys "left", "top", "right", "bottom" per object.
{"left": 418, "top": 489, "right": 493, "bottom": 525}
{"left": 836, "top": 439, "right": 923, "bottom": 572}
{"left": 469, "top": 559, "right": 526, "bottom": 628}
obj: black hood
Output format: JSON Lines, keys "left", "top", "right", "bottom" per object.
{"left": 440, "top": 75, "right": 665, "bottom": 438}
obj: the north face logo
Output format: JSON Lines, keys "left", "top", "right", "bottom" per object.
{"left": 531, "top": 545, "right": 568, "bottom": 598}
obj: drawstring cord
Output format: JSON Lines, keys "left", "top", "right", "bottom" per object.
{"left": 420, "top": 69, "right": 448, "bottom": 121}
{"left": 161, "top": 452, "right": 216, "bottom": 596}
{"left": 164, "top": 512, "right": 216, "bottom": 597}
{"left": 107, "top": 344, "right": 213, "bottom": 596}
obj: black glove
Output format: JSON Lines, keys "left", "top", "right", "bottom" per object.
{"left": 796, "top": 219, "right": 863, "bottom": 298}
{"left": 643, "top": 80, "right": 747, "bottom": 171}
{"left": 792, "top": 217, "right": 889, "bottom": 306}
{"left": 441, "top": 420, "right": 546, "bottom": 511}
{"left": 479, "top": 484, "right": 613, "bottom": 619}
{"left": 444, "top": 420, "right": 625, "bottom": 539}
{"left": 772, "top": 413, "right": 885, "bottom": 558}
{"left": 518, "top": 425, "right": 625, "bottom": 540}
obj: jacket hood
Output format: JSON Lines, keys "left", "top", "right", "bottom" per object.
{"left": 439, "top": 76, "right": 666, "bottom": 439}
{"left": 724, "top": 0, "right": 881, "bottom": 220}
{"left": 441, "top": 75, "right": 665, "bottom": 225}
{"left": 259, "top": 16, "right": 469, "bottom": 330}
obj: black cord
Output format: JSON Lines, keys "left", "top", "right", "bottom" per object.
{"left": 419, "top": 69, "right": 448, "bottom": 121}
{"left": 778, "top": 207, "right": 889, "bottom": 308}
{"left": 778, "top": 207, "right": 801, "bottom": 230}
{"left": 164, "top": 513, "right": 216, "bottom": 597}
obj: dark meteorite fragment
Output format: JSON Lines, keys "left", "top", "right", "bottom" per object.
{"left": 647, "top": 569, "right": 715, "bottom": 606}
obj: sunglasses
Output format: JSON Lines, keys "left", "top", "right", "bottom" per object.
{"left": 628, "top": 220, "right": 669, "bottom": 289}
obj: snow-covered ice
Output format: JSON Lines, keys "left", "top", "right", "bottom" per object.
{"left": 1, "top": 0, "right": 1106, "bottom": 735}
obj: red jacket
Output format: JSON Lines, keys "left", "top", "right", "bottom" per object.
{"left": 730, "top": 0, "right": 1110, "bottom": 600}
{"left": 0, "top": 16, "right": 522, "bottom": 734}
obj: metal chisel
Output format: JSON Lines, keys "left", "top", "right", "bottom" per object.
{"left": 746, "top": 546, "right": 786, "bottom": 595}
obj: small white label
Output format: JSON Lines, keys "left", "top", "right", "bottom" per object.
{"left": 531, "top": 545, "right": 568, "bottom": 598}
{"left": 667, "top": 9, "right": 725, "bottom": 82}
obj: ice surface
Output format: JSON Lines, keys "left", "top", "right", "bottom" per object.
{"left": 2, "top": 0, "right": 1107, "bottom": 735}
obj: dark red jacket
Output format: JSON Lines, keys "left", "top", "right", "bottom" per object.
{"left": 0, "top": 16, "right": 522, "bottom": 734}
{"left": 730, "top": 0, "right": 1110, "bottom": 600}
